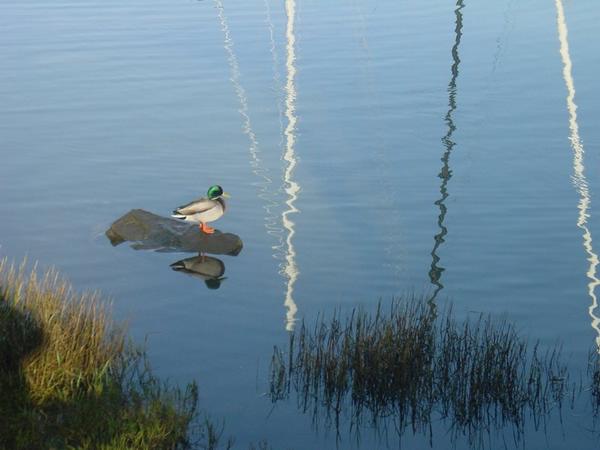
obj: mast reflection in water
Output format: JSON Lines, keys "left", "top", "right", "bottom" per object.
{"left": 429, "top": 0, "right": 464, "bottom": 304}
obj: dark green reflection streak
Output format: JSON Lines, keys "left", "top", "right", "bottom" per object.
{"left": 429, "top": 0, "right": 465, "bottom": 304}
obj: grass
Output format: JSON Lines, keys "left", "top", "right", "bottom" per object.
{"left": 270, "top": 297, "right": 570, "bottom": 446}
{"left": 7, "top": 253, "right": 589, "bottom": 448}
{"left": 0, "top": 259, "right": 199, "bottom": 449}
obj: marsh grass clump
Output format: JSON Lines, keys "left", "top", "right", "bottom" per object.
{"left": 435, "top": 311, "right": 567, "bottom": 443}
{"left": 270, "top": 297, "right": 569, "bottom": 446}
{"left": 0, "top": 259, "right": 198, "bottom": 449}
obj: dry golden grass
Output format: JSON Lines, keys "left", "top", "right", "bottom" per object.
{"left": 0, "top": 258, "right": 203, "bottom": 449}
{"left": 0, "top": 258, "right": 276, "bottom": 449}
{"left": 0, "top": 258, "right": 127, "bottom": 404}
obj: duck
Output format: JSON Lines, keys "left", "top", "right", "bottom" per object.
{"left": 171, "top": 185, "right": 230, "bottom": 234}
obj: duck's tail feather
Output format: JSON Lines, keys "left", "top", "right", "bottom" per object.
{"left": 171, "top": 213, "right": 186, "bottom": 219}
{"left": 170, "top": 261, "right": 185, "bottom": 270}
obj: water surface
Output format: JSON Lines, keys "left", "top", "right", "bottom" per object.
{"left": 1, "top": 0, "right": 600, "bottom": 448}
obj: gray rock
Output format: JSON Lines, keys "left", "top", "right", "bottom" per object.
{"left": 105, "top": 209, "right": 243, "bottom": 256}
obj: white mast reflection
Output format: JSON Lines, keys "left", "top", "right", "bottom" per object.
{"left": 282, "top": 0, "right": 299, "bottom": 331}
{"left": 216, "top": 0, "right": 298, "bottom": 331}
{"left": 555, "top": 0, "right": 600, "bottom": 350}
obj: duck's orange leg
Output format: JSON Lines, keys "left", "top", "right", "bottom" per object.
{"left": 199, "top": 223, "right": 215, "bottom": 234}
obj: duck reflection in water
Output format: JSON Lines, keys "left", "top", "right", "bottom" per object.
{"left": 170, "top": 254, "right": 227, "bottom": 290}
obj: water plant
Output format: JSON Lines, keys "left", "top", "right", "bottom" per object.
{"left": 270, "top": 297, "right": 570, "bottom": 447}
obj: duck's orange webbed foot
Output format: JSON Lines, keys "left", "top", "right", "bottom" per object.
{"left": 199, "top": 223, "right": 215, "bottom": 234}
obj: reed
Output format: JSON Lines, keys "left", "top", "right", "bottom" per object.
{"left": 0, "top": 259, "right": 198, "bottom": 449}
{"left": 590, "top": 351, "right": 600, "bottom": 416}
{"left": 270, "top": 297, "right": 569, "bottom": 446}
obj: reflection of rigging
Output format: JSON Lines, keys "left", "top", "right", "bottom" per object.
{"left": 264, "top": 0, "right": 285, "bottom": 160}
{"left": 428, "top": 0, "right": 464, "bottom": 303}
{"left": 264, "top": 0, "right": 286, "bottom": 249}
{"left": 215, "top": 0, "right": 298, "bottom": 330}
{"left": 555, "top": 0, "right": 600, "bottom": 350}
{"left": 350, "top": 0, "right": 405, "bottom": 279}
{"left": 282, "top": 0, "right": 300, "bottom": 331}
{"left": 214, "top": 0, "right": 280, "bottom": 238}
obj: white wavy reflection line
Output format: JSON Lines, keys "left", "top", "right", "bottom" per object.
{"left": 282, "top": 0, "right": 299, "bottom": 331}
{"left": 214, "top": 0, "right": 280, "bottom": 238}
{"left": 264, "top": 0, "right": 286, "bottom": 251}
{"left": 556, "top": 0, "right": 600, "bottom": 350}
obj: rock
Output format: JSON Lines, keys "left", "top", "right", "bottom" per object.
{"left": 105, "top": 209, "right": 243, "bottom": 256}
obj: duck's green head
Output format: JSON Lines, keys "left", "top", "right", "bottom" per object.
{"left": 207, "top": 185, "right": 230, "bottom": 200}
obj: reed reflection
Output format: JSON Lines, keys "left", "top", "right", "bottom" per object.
{"left": 555, "top": 0, "right": 600, "bottom": 350}
{"left": 428, "top": 0, "right": 465, "bottom": 303}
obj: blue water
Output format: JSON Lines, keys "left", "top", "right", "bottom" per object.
{"left": 1, "top": 0, "right": 600, "bottom": 448}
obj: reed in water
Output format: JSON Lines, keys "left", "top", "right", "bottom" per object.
{"left": 270, "top": 296, "right": 569, "bottom": 447}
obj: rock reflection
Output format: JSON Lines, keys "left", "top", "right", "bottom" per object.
{"left": 170, "top": 255, "right": 227, "bottom": 290}
{"left": 270, "top": 298, "right": 569, "bottom": 448}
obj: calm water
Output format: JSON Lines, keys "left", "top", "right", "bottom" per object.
{"left": 1, "top": 0, "right": 600, "bottom": 448}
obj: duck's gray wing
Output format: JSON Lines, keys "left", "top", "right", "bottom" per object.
{"left": 173, "top": 197, "right": 215, "bottom": 215}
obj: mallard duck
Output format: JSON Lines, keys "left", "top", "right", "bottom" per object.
{"left": 171, "top": 185, "right": 230, "bottom": 234}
